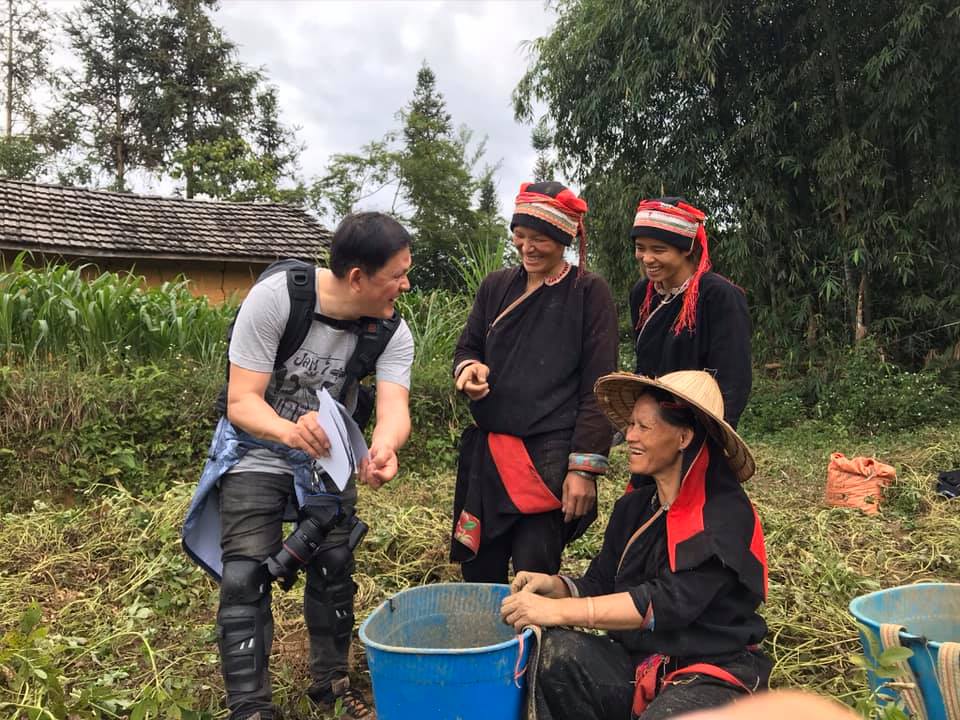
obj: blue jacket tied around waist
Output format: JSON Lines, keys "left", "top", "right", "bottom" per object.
{"left": 182, "top": 417, "right": 316, "bottom": 581}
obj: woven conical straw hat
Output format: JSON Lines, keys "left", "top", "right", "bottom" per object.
{"left": 594, "top": 370, "right": 756, "bottom": 483}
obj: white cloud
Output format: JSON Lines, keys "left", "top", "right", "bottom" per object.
{"left": 214, "top": 0, "right": 557, "bottom": 219}
{"left": 40, "top": 0, "right": 560, "bottom": 218}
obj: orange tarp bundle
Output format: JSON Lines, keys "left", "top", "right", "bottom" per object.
{"left": 824, "top": 453, "right": 897, "bottom": 515}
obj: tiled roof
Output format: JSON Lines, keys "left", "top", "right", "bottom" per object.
{"left": 0, "top": 179, "right": 331, "bottom": 262}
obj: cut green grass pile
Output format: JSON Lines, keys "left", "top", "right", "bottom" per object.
{"left": 2, "top": 420, "right": 959, "bottom": 718}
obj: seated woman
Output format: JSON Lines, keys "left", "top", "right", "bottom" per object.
{"left": 500, "top": 370, "right": 770, "bottom": 720}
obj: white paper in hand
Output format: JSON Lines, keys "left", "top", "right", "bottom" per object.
{"left": 313, "top": 388, "right": 368, "bottom": 491}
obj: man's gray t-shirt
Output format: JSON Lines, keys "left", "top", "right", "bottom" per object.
{"left": 226, "top": 269, "right": 414, "bottom": 476}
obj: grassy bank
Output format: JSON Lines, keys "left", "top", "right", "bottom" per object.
{"left": 3, "top": 408, "right": 959, "bottom": 717}
{"left": 2, "top": 265, "right": 960, "bottom": 718}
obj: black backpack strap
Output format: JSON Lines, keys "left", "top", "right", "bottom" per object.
{"left": 338, "top": 312, "right": 402, "bottom": 403}
{"left": 275, "top": 263, "right": 316, "bottom": 367}
{"left": 214, "top": 260, "right": 316, "bottom": 416}
{"left": 313, "top": 312, "right": 361, "bottom": 331}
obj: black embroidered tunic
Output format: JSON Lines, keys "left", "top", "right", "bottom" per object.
{"left": 456, "top": 266, "right": 619, "bottom": 451}
{"left": 450, "top": 265, "right": 619, "bottom": 560}
{"left": 629, "top": 272, "right": 752, "bottom": 427}
{"left": 570, "top": 437, "right": 768, "bottom": 660}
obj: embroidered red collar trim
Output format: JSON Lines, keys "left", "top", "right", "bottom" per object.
{"left": 544, "top": 262, "right": 571, "bottom": 286}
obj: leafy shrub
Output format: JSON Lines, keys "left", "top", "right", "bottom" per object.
{"left": 813, "top": 340, "right": 958, "bottom": 433}
{"left": 0, "top": 359, "right": 221, "bottom": 511}
{"left": 740, "top": 340, "right": 960, "bottom": 436}
{"left": 739, "top": 375, "right": 808, "bottom": 436}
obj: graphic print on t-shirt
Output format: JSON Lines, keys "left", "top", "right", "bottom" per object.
{"left": 224, "top": 268, "right": 412, "bottom": 478}
{"left": 269, "top": 347, "right": 350, "bottom": 422}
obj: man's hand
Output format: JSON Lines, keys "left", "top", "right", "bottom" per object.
{"left": 561, "top": 471, "right": 597, "bottom": 523}
{"left": 281, "top": 411, "right": 331, "bottom": 458}
{"left": 500, "top": 591, "right": 565, "bottom": 632}
{"left": 360, "top": 443, "right": 398, "bottom": 489}
{"left": 455, "top": 362, "right": 491, "bottom": 400}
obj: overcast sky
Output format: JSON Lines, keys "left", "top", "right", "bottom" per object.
{"left": 47, "top": 0, "right": 553, "bottom": 221}
{"left": 214, "top": 0, "right": 557, "bottom": 220}
{"left": 47, "top": 0, "right": 558, "bottom": 222}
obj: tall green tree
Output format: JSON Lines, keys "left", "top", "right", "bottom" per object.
{"left": 531, "top": 117, "right": 554, "bottom": 182}
{"left": 398, "top": 62, "right": 479, "bottom": 290}
{"left": 145, "top": 0, "right": 261, "bottom": 197}
{"left": 473, "top": 171, "right": 508, "bottom": 255}
{"left": 0, "top": 134, "right": 40, "bottom": 176}
{"left": 61, "top": 0, "right": 161, "bottom": 191}
{"left": 170, "top": 136, "right": 305, "bottom": 202}
{"left": 250, "top": 85, "right": 302, "bottom": 185}
{"left": 470, "top": 170, "right": 510, "bottom": 269}
{"left": 170, "top": 85, "right": 304, "bottom": 202}
{"left": 309, "top": 63, "right": 498, "bottom": 291}
{"left": 0, "top": 0, "right": 53, "bottom": 178}
{"left": 1, "top": 0, "right": 48, "bottom": 137}
{"left": 477, "top": 173, "right": 498, "bottom": 217}
{"left": 517, "top": 0, "right": 960, "bottom": 365}
{"left": 308, "top": 136, "right": 400, "bottom": 221}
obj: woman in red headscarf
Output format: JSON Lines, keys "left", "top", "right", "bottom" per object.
{"left": 630, "top": 198, "right": 752, "bottom": 428}
{"left": 450, "top": 181, "right": 619, "bottom": 583}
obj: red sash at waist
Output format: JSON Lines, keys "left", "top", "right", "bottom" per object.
{"left": 487, "top": 433, "right": 562, "bottom": 514}
{"left": 632, "top": 654, "right": 753, "bottom": 717}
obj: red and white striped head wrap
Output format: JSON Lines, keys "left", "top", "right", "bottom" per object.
{"left": 631, "top": 198, "right": 712, "bottom": 335}
{"left": 511, "top": 181, "right": 589, "bottom": 275}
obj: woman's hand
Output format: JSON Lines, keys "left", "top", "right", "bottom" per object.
{"left": 455, "top": 362, "right": 491, "bottom": 400}
{"left": 500, "top": 591, "right": 566, "bottom": 632}
{"left": 511, "top": 572, "right": 570, "bottom": 598}
{"left": 561, "top": 471, "right": 597, "bottom": 523}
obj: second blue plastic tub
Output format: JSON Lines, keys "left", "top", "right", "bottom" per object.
{"left": 849, "top": 582, "right": 960, "bottom": 720}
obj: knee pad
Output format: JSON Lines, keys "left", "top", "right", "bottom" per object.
{"left": 305, "top": 545, "right": 356, "bottom": 651}
{"left": 217, "top": 559, "right": 271, "bottom": 695}
{"left": 220, "top": 558, "right": 270, "bottom": 604}
{"left": 311, "top": 542, "right": 355, "bottom": 581}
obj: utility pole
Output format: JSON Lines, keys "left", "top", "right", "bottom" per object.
{"left": 5, "top": 0, "right": 13, "bottom": 137}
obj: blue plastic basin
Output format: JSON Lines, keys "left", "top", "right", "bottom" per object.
{"left": 849, "top": 583, "right": 960, "bottom": 720}
{"left": 359, "top": 583, "right": 532, "bottom": 720}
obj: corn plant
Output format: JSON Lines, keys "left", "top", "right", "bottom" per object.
{"left": 0, "top": 256, "right": 233, "bottom": 367}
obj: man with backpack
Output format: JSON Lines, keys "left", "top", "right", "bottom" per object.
{"left": 182, "top": 212, "right": 414, "bottom": 720}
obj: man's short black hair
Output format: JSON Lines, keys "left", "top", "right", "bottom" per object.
{"left": 329, "top": 212, "right": 411, "bottom": 278}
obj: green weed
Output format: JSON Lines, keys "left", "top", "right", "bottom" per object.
{"left": 3, "top": 261, "right": 960, "bottom": 719}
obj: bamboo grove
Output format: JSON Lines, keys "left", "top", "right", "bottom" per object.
{"left": 515, "top": 0, "right": 960, "bottom": 366}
